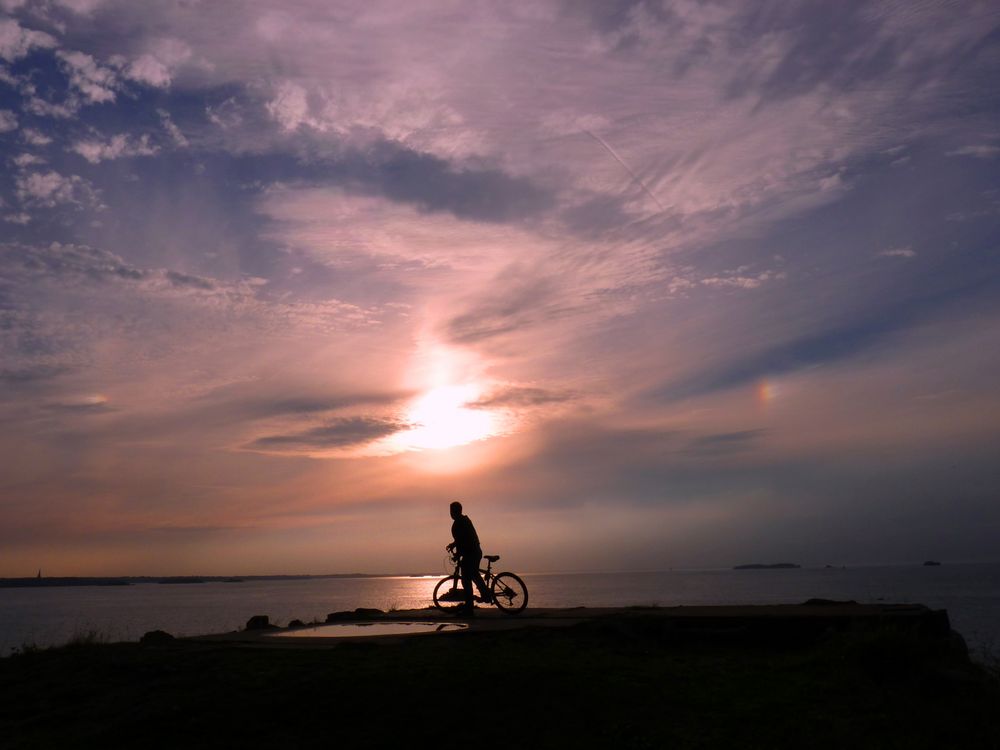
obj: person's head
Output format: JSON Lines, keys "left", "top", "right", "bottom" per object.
{"left": 449, "top": 501, "right": 463, "bottom": 520}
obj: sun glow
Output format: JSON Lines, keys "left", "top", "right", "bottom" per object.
{"left": 389, "top": 383, "right": 500, "bottom": 452}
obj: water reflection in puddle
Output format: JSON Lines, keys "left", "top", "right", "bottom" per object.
{"left": 267, "top": 622, "right": 468, "bottom": 638}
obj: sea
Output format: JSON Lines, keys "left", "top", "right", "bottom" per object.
{"left": 2, "top": 563, "right": 999, "bottom": 661}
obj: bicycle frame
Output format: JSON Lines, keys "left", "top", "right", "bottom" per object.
{"left": 434, "top": 551, "right": 528, "bottom": 613}
{"left": 444, "top": 552, "right": 495, "bottom": 600}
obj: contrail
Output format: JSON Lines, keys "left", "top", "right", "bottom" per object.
{"left": 584, "top": 129, "right": 665, "bottom": 212}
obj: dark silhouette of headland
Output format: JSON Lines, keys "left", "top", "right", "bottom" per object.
{"left": 4, "top": 602, "right": 997, "bottom": 748}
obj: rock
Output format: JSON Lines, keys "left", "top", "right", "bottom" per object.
{"left": 288, "top": 619, "right": 306, "bottom": 628}
{"left": 948, "top": 630, "right": 969, "bottom": 659}
{"left": 245, "top": 615, "right": 276, "bottom": 631}
{"left": 326, "top": 607, "right": 384, "bottom": 623}
{"left": 140, "top": 630, "right": 175, "bottom": 645}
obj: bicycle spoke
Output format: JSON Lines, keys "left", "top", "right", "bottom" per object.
{"left": 490, "top": 572, "right": 528, "bottom": 613}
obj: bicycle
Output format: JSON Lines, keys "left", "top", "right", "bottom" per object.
{"left": 432, "top": 551, "right": 529, "bottom": 614}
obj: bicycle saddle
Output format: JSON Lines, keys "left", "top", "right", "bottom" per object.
{"left": 484, "top": 554, "right": 500, "bottom": 562}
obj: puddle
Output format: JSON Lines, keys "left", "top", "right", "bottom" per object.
{"left": 266, "top": 622, "right": 468, "bottom": 638}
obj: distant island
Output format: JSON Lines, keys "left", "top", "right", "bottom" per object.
{"left": 733, "top": 563, "right": 801, "bottom": 570}
{"left": 922, "top": 560, "right": 942, "bottom": 566}
{"left": 0, "top": 577, "right": 133, "bottom": 588}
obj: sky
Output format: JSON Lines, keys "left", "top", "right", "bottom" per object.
{"left": 1, "top": 1, "right": 999, "bottom": 576}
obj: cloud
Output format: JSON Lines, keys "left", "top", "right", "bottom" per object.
{"left": 699, "top": 269, "right": 787, "bottom": 290}
{"left": 14, "top": 171, "right": 99, "bottom": 208}
{"left": 12, "top": 152, "right": 45, "bottom": 167}
{"left": 200, "top": 388, "right": 407, "bottom": 421}
{"left": 23, "top": 95, "right": 79, "bottom": 119}
{"left": 21, "top": 128, "right": 52, "bottom": 146}
{"left": 157, "top": 108, "right": 188, "bottom": 146}
{"left": 0, "top": 65, "right": 19, "bottom": 86}
{"left": 0, "top": 19, "right": 57, "bottom": 62}
{"left": 347, "top": 140, "right": 556, "bottom": 223}
{"left": 0, "top": 108, "right": 16, "bottom": 131}
{"left": 877, "top": 246, "right": 916, "bottom": 259}
{"left": 70, "top": 133, "right": 159, "bottom": 163}
{"left": 444, "top": 274, "right": 565, "bottom": 344}
{"left": 266, "top": 80, "right": 311, "bottom": 131}
{"left": 0, "top": 244, "right": 292, "bottom": 377}
{"left": 163, "top": 270, "right": 214, "bottom": 290}
{"left": 647, "top": 270, "right": 997, "bottom": 404}
{"left": 467, "top": 386, "right": 576, "bottom": 409}
{"left": 54, "top": 0, "right": 106, "bottom": 14}
{"left": 105, "top": 38, "right": 190, "bottom": 91}
{"left": 205, "top": 97, "right": 243, "bottom": 130}
{"left": 947, "top": 145, "right": 1000, "bottom": 159}
{"left": 248, "top": 416, "right": 410, "bottom": 452}
{"left": 44, "top": 394, "right": 112, "bottom": 412}
{"left": 682, "top": 430, "right": 766, "bottom": 457}
{"left": 3, "top": 212, "right": 31, "bottom": 224}
{"left": 250, "top": 140, "right": 556, "bottom": 231}
{"left": 3, "top": 242, "right": 144, "bottom": 281}
{"left": 0, "top": 364, "right": 70, "bottom": 385}
{"left": 124, "top": 54, "right": 171, "bottom": 88}
{"left": 56, "top": 50, "right": 119, "bottom": 104}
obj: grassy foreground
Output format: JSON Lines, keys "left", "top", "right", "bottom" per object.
{"left": 2, "top": 616, "right": 998, "bottom": 749}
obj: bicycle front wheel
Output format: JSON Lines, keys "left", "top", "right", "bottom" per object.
{"left": 491, "top": 572, "right": 528, "bottom": 614}
{"left": 432, "top": 576, "right": 465, "bottom": 611}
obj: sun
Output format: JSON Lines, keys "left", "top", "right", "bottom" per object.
{"left": 389, "top": 383, "right": 500, "bottom": 451}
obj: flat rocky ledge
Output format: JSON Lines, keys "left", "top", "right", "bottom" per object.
{"left": 185, "top": 601, "right": 956, "bottom": 648}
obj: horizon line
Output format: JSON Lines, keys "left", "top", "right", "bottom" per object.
{"left": 4, "top": 558, "right": 998, "bottom": 581}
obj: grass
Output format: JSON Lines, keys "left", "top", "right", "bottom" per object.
{"left": 9, "top": 627, "right": 108, "bottom": 657}
{"left": 1, "top": 616, "right": 998, "bottom": 749}
{"left": 978, "top": 640, "right": 1000, "bottom": 680}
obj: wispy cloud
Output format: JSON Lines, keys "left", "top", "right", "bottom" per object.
{"left": 70, "top": 133, "right": 158, "bottom": 163}
{"left": 248, "top": 416, "right": 410, "bottom": 452}
{"left": 877, "top": 246, "right": 916, "bottom": 259}
{"left": 948, "top": 145, "right": 1000, "bottom": 159}
{"left": 467, "top": 386, "right": 576, "bottom": 409}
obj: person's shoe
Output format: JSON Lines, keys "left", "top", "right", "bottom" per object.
{"left": 478, "top": 592, "right": 494, "bottom": 605}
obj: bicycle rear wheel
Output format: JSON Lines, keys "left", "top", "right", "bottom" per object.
{"left": 432, "top": 576, "right": 466, "bottom": 610}
{"left": 491, "top": 572, "right": 528, "bottom": 613}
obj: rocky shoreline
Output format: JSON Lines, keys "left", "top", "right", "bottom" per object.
{"left": 3, "top": 603, "right": 997, "bottom": 749}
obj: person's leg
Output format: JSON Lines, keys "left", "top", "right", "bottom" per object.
{"left": 466, "top": 552, "right": 490, "bottom": 601}
{"left": 459, "top": 556, "right": 476, "bottom": 609}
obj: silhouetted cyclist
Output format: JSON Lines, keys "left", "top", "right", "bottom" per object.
{"left": 446, "top": 501, "right": 490, "bottom": 615}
